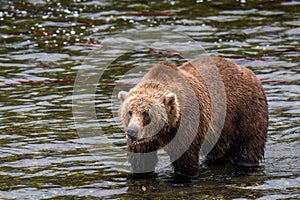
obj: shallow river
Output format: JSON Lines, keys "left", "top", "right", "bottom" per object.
{"left": 0, "top": 0, "right": 299, "bottom": 199}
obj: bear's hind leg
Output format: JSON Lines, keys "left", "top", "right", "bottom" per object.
{"left": 234, "top": 115, "right": 267, "bottom": 172}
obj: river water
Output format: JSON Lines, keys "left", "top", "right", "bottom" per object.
{"left": 0, "top": 0, "right": 299, "bottom": 199}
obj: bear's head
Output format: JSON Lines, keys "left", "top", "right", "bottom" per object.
{"left": 118, "top": 83, "right": 180, "bottom": 145}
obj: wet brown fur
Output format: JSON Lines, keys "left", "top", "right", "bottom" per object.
{"left": 119, "top": 56, "right": 268, "bottom": 177}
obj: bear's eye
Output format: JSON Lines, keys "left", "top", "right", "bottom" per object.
{"left": 128, "top": 111, "right": 132, "bottom": 117}
{"left": 142, "top": 112, "right": 151, "bottom": 125}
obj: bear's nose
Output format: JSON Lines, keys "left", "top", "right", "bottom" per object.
{"left": 126, "top": 126, "right": 138, "bottom": 141}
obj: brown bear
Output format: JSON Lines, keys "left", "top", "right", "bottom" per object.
{"left": 118, "top": 56, "right": 268, "bottom": 178}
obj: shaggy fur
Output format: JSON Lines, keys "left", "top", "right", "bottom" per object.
{"left": 118, "top": 56, "right": 268, "bottom": 177}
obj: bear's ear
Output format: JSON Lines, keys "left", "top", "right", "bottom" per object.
{"left": 118, "top": 91, "right": 129, "bottom": 102}
{"left": 164, "top": 92, "right": 177, "bottom": 107}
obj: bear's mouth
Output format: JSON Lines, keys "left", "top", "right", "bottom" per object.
{"left": 126, "top": 134, "right": 160, "bottom": 153}
{"left": 126, "top": 134, "right": 153, "bottom": 144}
{"left": 126, "top": 134, "right": 137, "bottom": 141}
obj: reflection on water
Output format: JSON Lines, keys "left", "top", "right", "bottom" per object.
{"left": 0, "top": 0, "right": 299, "bottom": 199}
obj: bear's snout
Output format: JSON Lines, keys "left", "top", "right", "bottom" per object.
{"left": 126, "top": 125, "right": 139, "bottom": 141}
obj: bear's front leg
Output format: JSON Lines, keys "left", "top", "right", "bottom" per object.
{"left": 127, "top": 138, "right": 159, "bottom": 174}
{"left": 128, "top": 151, "right": 158, "bottom": 174}
{"left": 172, "top": 148, "right": 200, "bottom": 179}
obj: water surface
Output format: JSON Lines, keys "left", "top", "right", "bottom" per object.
{"left": 0, "top": 0, "right": 299, "bottom": 199}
